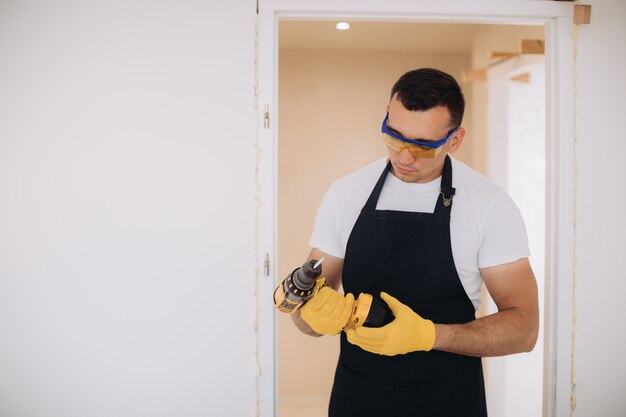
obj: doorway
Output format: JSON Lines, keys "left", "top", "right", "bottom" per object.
{"left": 277, "top": 20, "right": 544, "bottom": 417}
{"left": 256, "top": 3, "right": 575, "bottom": 417}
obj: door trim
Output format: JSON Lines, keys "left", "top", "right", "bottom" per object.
{"left": 256, "top": 2, "right": 574, "bottom": 417}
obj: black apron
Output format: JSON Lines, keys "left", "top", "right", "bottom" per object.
{"left": 329, "top": 156, "right": 487, "bottom": 417}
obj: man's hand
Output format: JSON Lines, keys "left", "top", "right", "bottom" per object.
{"left": 300, "top": 285, "right": 355, "bottom": 335}
{"left": 345, "top": 292, "right": 435, "bottom": 356}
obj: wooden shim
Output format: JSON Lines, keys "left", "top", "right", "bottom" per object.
{"left": 490, "top": 51, "right": 518, "bottom": 60}
{"left": 521, "top": 39, "right": 545, "bottom": 55}
{"left": 461, "top": 68, "right": 487, "bottom": 83}
{"left": 574, "top": 5, "right": 592, "bottom": 24}
{"left": 510, "top": 72, "right": 530, "bottom": 83}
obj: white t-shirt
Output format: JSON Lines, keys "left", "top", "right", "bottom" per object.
{"left": 309, "top": 157, "right": 530, "bottom": 311}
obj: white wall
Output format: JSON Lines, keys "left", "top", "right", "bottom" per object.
{"left": 0, "top": 1, "right": 257, "bottom": 416}
{"left": 2, "top": 1, "right": 626, "bottom": 416}
{"left": 574, "top": 0, "right": 626, "bottom": 415}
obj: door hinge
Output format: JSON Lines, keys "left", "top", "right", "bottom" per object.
{"left": 263, "top": 105, "right": 270, "bottom": 129}
{"left": 264, "top": 252, "right": 270, "bottom": 276}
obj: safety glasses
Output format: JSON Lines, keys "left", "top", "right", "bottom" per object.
{"left": 381, "top": 112, "right": 459, "bottom": 158}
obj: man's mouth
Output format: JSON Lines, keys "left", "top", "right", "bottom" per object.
{"left": 393, "top": 163, "right": 415, "bottom": 173}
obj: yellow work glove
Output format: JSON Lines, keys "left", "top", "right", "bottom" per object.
{"left": 345, "top": 292, "right": 435, "bottom": 356}
{"left": 300, "top": 285, "right": 355, "bottom": 335}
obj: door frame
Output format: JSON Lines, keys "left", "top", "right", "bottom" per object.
{"left": 256, "top": 2, "right": 574, "bottom": 417}
{"left": 486, "top": 55, "right": 547, "bottom": 416}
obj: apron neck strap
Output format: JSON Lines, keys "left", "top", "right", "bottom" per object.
{"left": 363, "top": 160, "right": 392, "bottom": 210}
{"left": 434, "top": 155, "right": 455, "bottom": 222}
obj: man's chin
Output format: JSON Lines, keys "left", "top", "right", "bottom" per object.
{"left": 391, "top": 165, "right": 420, "bottom": 183}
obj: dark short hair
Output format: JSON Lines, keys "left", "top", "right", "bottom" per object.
{"left": 390, "top": 68, "right": 465, "bottom": 129}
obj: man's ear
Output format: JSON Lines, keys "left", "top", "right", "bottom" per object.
{"left": 448, "top": 127, "right": 466, "bottom": 154}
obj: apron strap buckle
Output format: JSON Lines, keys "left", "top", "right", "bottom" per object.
{"left": 440, "top": 186, "right": 456, "bottom": 207}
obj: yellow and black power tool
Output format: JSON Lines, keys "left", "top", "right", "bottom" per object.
{"left": 273, "top": 258, "right": 393, "bottom": 329}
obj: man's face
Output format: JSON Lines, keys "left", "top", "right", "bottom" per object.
{"left": 384, "top": 94, "right": 465, "bottom": 183}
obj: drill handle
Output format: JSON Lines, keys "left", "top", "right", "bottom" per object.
{"left": 346, "top": 293, "right": 394, "bottom": 330}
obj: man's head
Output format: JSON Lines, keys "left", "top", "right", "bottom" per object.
{"left": 383, "top": 68, "right": 466, "bottom": 183}
{"left": 390, "top": 68, "right": 465, "bottom": 130}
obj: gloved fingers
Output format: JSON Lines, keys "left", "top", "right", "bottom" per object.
{"left": 348, "top": 330, "right": 408, "bottom": 356}
{"left": 380, "top": 292, "right": 410, "bottom": 316}
{"left": 301, "top": 288, "right": 356, "bottom": 335}
{"left": 347, "top": 323, "right": 391, "bottom": 342}
{"left": 345, "top": 292, "right": 355, "bottom": 305}
{"left": 345, "top": 328, "right": 365, "bottom": 346}
{"left": 346, "top": 333, "right": 403, "bottom": 356}
{"left": 328, "top": 292, "right": 354, "bottom": 321}
{"left": 357, "top": 343, "right": 395, "bottom": 356}
{"left": 317, "top": 290, "right": 342, "bottom": 317}
{"left": 346, "top": 329, "right": 386, "bottom": 352}
{"left": 303, "top": 286, "right": 335, "bottom": 313}
{"left": 338, "top": 293, "right": 355, "bottom": 323}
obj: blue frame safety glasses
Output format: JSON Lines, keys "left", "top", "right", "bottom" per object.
{"left": 381, "top": 112, "right": 460, "bottom": 158}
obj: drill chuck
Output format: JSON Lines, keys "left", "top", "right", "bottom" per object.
{"left": 274, "top": 259, "right": 323, "bottom": 313}
{"left": 292, "top": 259, "right": 322, "bottom": 290}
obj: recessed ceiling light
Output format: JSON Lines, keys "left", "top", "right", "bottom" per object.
{"left": 336, "top": 22, "right": 350, "bottom": 31}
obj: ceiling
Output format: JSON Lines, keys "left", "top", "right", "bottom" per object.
{"left": 279, "top": 20, "right": 487, "bottom": 53}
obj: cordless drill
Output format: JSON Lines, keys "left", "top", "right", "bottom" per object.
{"left": 273, "top": 258, "right": 393, "bottom": 329}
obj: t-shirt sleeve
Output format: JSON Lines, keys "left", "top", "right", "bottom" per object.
{"left": 478, "top": 190, "right": 530, "bottom": 269}
{"left": 308, "top": 183, "right": 344, "bottom": 258}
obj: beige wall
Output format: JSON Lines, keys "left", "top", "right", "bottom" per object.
{"left": 469, "top": 24, "right": 545, "bottom": 176}
{"left": 278, "top": 23, "right": 545, "bottom": 416}
{"left": 277, "top": 14, "right": 626, "bottom": 417}
{"left": 277, "top": 48, "right": 472, "bottom": 414}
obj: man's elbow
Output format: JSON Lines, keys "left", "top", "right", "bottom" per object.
{"left": 520, "top": 332, "right": 538, "bottom": 353}
{"left": 520, "top": 319, "right": 539, "bottom": 353}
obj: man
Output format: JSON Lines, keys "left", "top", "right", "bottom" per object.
{"left": 291, "top": 68, "right": 538, "bottom": 416}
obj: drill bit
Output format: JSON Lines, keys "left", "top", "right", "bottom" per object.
{"left": 313, "top": 257, "right": 325, "bottom": 269}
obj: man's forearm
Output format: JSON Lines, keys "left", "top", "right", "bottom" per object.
{"left": 291, "top": 309, "right": 322, "bottom": 337}
{"left": 433, "top": 308, "right": 538, "bottom": 357}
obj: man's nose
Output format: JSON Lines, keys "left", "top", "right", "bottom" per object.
{"left": 398, "top": 147, "right": 416, "bottom": 163}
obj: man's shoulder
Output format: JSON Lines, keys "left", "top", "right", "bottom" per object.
{"left": 326, "top": 157, "right": 387, "bottom": 212}
{"left": 451, "top": 157, "right": 503, "bottom": 197}
{"left": 333, "top": 157, "right": 387, "bottom": 191}
{"left": 450, "top": 157, "right": 511, "bottom": 220}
